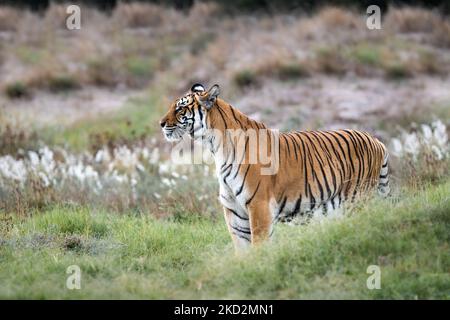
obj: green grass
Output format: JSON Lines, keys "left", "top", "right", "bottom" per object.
{"left": 351, "top": 43, "right": 382, "bottom": 66}
{"left": 0, "top": 181, "right": 449, "bottom": 299}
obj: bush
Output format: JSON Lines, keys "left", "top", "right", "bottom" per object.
{"left": 383, "top": 62, "right": 413, "bottom": 79}
{"left": 86, "top": 59, "right": 120, "bottom": 87}
{"left": 275, "top": 63, "right": 310, "bottom": 80}
{"left": 314, "top": 47, "right": 346, "bottom": 75}
{"left": 233, "top": 69, "right": 260, "bottom": 88}
{"left": 47, "top": 75, "right": 80, "bottom": 92}
{"left": 3, "top": 82, "right": 31, "bottom": 99}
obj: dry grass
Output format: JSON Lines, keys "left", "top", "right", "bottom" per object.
{"left": 0, "top": 6, "right": 21, "bottom": 31}
{"left": 3, "top": 65, "right": 81, "bottom": 98}
{"left": 113, "top": 3, "right": 168, "bottom": 28}
{"left": 0, "top": 112, "right": 39, "bottom": 155}
{"left": 312, "top": 47, "right": 347, "bottom": 75}
{"left": 43, "top": 3, "right": 71, "bottom": 29}
{"left": 0, "top": 4, "right": 449, "bottom": 100}
{"left": 385, "top": 7, "right": 443, "bottom": 33}
{"left": 431, "top": 20, "right": 450, "bottom": 48}
{"left": 316, "top": 6, "right": 361, "bottom": 30}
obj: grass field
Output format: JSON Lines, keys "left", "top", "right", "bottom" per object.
{"left": 1, "top": 181, "right": 448, "bottom": 299}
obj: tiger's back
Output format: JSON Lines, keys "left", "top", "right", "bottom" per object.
{"left": 270, "top": 129, "right": 389, "bottom": 223}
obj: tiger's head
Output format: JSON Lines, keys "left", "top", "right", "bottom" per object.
{"left": 160, "top": 83, "right": 220, "bottom": 142}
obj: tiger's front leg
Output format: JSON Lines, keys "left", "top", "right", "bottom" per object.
{"left": 247, "top": 202, "right": 272, "bottom": 245}
{"left": 223, "top": 207, "right": 251, "bottom": 253}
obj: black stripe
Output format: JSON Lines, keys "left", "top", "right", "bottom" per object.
{"left": 303, "top": 133, "right": 331, "bottom": 201}
{"left": 299, "top": 132, "right": 324, "bottom": 202}
{"left": 221, "top": 163, "right": 232, "bottom": 174}
{"left": 223, "top": 164, "right": 233, "bottom": 185}
{"left": 317, "top": 131, "right": 345, "bottom": 190}
{"left": 216, "top": 105, "right": 228, "bottom": 129}
{"left": 287, "top": 133, "right": 299, "bottom": 161}
{"left": 230, "top": 208, "right": 249, "bottom": 221}
{"left": 245, "top": 180, "right": 261, "bottom": 206}
{"left": 344, "top": 130, "right": 364, "bottom": 200}
{"left": 236, "top": 165, "right": 251, "bottom": 197}
{"left": 232, "top": 231, "right": 251, "bottom": 241}
{"left": 310, "top": 131, "right": 337, "bottom": 197}
{"left": 231, "top": 224, "right": 251, "bottom": 234}
{"left": 282, "top": 135, "right": 291, "bottom": 156}
{"left": 275, "top": 196, "right": 288, "bottom": 222}
{"left": 230, "top": 105, "right": 244, "bottom": 128}
{"left": 223, "top": 203, "right": 249, "bottom": 221}
{"left": 232, "top": 135, "right": 249, "bottom": 180}
{"left": 290, "top": 195, "right": 302, "bottom": 217}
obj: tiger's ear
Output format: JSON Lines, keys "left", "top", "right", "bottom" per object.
{"left": 191, "top": 83, "right": 205, "bottom": 93}
{"left": 197, "top": 84, "right": 220, "bottom": 110}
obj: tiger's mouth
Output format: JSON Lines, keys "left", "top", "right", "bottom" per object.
{"left": 162, "top": 126, "right": 185, "bottom": 142}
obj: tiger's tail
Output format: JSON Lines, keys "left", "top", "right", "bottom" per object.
{"left": 378, "top": 150, "right": 390, "bottom": 197}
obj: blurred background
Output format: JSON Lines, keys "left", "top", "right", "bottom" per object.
{"left": 0, "top": 0, "right": 449, "bottom": 215}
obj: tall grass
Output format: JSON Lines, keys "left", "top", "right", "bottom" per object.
{"left": 0, "top": 181, "right": 448, "bottom": 299}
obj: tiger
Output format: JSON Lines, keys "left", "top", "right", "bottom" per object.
{"left": 160, "top": 83, "right": 390, "bottom": 251}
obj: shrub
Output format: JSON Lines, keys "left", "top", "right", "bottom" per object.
{"left": 275, "top": 63, "right": 310, "bottom": 80}
{"left": 383, "top": 62, "right": 413, "bottom": 79}
{"left": 415, "top": 50, "right": 444, "bottom": 75}
{"left": 86, "top": 59, "right": 120, "bottom": 87}
{"left": 314, "top": 47, "right": 346, "bottom": 75}
{"left": 233, "top": 69, "right": 260, "bottom": 88}
{"left": 3, "top": 82, "right": 31, "bottom": 99}
{"left": 47, "top": 75, "right": 80, "bottom": 92}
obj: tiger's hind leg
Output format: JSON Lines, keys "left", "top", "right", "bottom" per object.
{"left": 223, "top": 207, "right": 251, "bottom": 253}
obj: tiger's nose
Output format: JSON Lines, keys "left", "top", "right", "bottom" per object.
{"left": 160, "top": 120, "right": 166, "bottom": 128}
